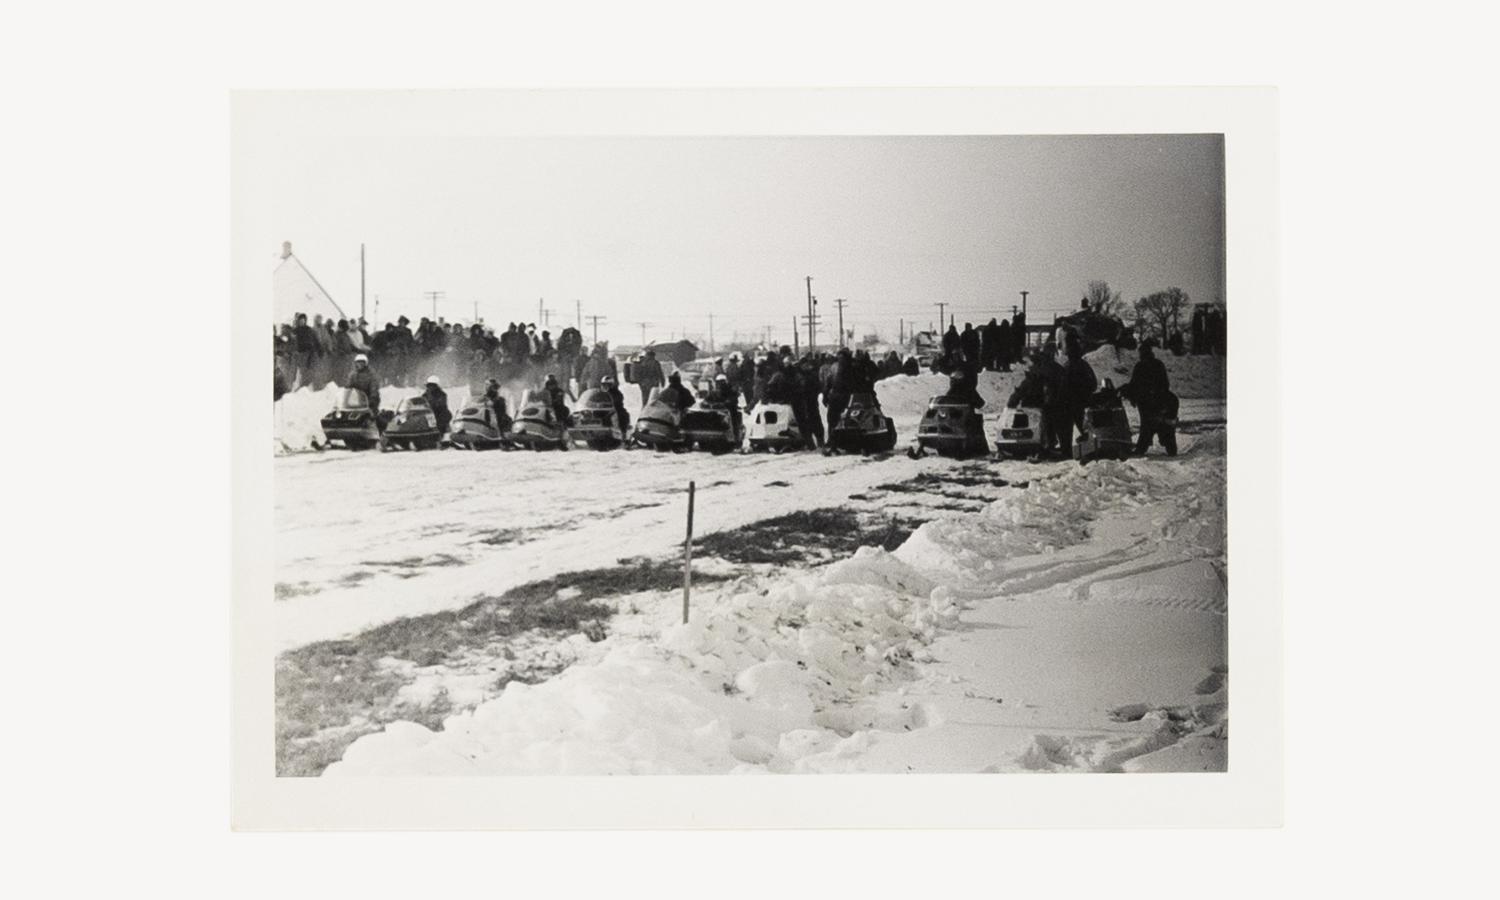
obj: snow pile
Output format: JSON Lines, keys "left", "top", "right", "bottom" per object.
{"left": 896, "top": 460, "right": 1169, "bottom": 589}
{"left": 324, "top": 547, "right": 960, "bottom": 775}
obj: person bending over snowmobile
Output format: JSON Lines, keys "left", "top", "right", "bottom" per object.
{"left": 482, "top": 378, "right": 513, "bottom": 431}
{"left": 423, "top": 376, "right": 452, "bottom": 432}
{"left": 1007, "top": 352, "right": 1049, "bottom": 408}
{"left": 656, "top": 372, "right": 695, "bottom": 413}
{"left": 347, "top": 354, "right": 382, "bottom": 425}
{"left": 1120, "top": 340, "right": 1177, "bottom": 456}
{"left": 543, "top": 373, "right": 573, "bottom": 425}
{"left": 600, "top": 375, "right": 631, "bottom": 431}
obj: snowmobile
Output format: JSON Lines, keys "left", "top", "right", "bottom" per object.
{"left": 911, "top": 396, "right": 989, "bottom": 458}
{"left": 569, "top": 388, "right": 628, "bottom": 450}
{"left": 383, "top": 396, "right": 443, "bottom": 451}
{"left": 828, "top": 392, "right": 898, "bottom": 454}
{"left": 682, "top": 396, "right": 744, "bottom": 454}
{"left": 993, "top": 404, "right": 1047, "bottom": 460}
{"left": 319, "top": 388, "right": 385, "bottom": 450}
{"left": 746, "top": 401, "right": 805, "bottom": 453}
{"left": 632, "top": 389, "right": 691, "bottom": 452}
{"left": 1072, "top": 379, "right": 1135, "bottom": 462}
{"left": 448, "top": 396, "right": 511, "bottom": 450}
{"left": 510, "top": 389, "right": 570, "bottom": 451}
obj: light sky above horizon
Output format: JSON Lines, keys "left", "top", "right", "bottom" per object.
{"left": 265, "top": 134, "right": 1224, "bottom": 348}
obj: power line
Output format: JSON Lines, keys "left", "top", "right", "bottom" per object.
{"left": 585, "top": 315, "right": 607, "bottom": 345}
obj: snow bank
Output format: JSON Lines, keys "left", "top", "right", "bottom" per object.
{"left": 325, "top": 547, "right": 960, "bottom": 775}
{"left": 323, "top": 432, "right": 1226, "bottom": 776}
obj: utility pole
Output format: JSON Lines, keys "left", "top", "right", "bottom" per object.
{"left": 586, "top": 315, "right": 606, "bottom": 345}
{"left": 1020, "top": 290, "right": 1029, "bottom": 318}
{"left": 637, "top": 321, "right": 652, "bottom": 347}
{"left": 792, "top": 317, "right": 799, "bottom": 356}
{"left": 708, "top": 313, "right": 715, "bottom": 354}
{"left": 805, "top": 276, "right": 818, "bottom": 354}
{"left": 834, "top": 298, "right": 848, "bottom": 348}
{"left": 899, "top": 318, "right": 904, "bottom": 344}
{"left": 359, "top": 243, "right": 366, "bottom": 322}
{"left": 424, "top": 290, "right": 445, "bottom": 319}
{"left": 575, "top": 299, "right": 582, "bottom": 329}
{"left": 935, "top": 301, "right": 946, "bottom": 332}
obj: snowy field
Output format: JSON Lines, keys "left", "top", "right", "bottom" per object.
{"left": 274, "top": 349, "right": 1227, "bottom": 775}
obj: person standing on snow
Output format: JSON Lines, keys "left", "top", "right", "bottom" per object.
{"left": 634, "top": 348, "right": 665, "bottom": 407}
{"left": 1120, "top": 340, "right": 1177, "bottom": 456}
{"left": 1035, "top": 342, "right": 1070, "bottom": 458}
{"left": 1062, "top": 333, "right": 1099, "bottom": 448}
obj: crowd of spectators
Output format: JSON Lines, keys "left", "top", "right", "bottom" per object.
{"left": 274, "top": 312, "right": 601, "bottom": 400}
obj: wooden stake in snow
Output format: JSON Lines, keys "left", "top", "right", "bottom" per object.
{"left": 682, "top": 480, "right": 695, "bottom": 624}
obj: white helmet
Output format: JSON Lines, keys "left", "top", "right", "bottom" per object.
{"left": 426, "top": 376, "right": 441, "bottom": 387}
{"left": 354, "top": 353, "right": 369, "bottom": 364}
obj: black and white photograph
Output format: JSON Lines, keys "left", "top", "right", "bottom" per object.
{"left": 251, "top": 102, "right": 1237, "bottom": 785}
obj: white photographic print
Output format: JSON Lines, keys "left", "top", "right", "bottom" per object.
{"left": 232, "top": 89, "right": 1279, "bottom": 828}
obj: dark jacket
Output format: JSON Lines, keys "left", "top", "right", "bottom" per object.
{"left": 1063, "top": 356, "right": 1098, "bottom": 408}
{"left": 942, "top": 376, "right": 985, "bottom": 409}
{"left": 656, "top": 383, "right": 694, "bottom": 412}
{"left": 764, "top": 370, "right": 798, "bottom": 404}
{"left": 1007, "top": 365, "right": 1047, "bottom": 408}
{"left": 347, "top": 366, "right": 380, "bottom": 408}
{"left": 423, "top": 384, "right": 451, "bottom": 431}
{"left": 960, "top": 327, "right": 981, "bottom": 361}
{"left": 635, "top": 356, "right": 665, "bottom": 388}
{"left": 1038, "top": 357, "right": 1068, "bottom": 409}
{"left": 1123, "top": 356, "right": 1171, "bottom": 417}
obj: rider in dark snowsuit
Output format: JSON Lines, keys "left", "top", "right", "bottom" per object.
{"left": 422, "top": 377, "right": 452, "bottom": 432}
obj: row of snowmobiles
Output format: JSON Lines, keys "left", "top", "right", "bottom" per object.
{"left": 317, "top": 386, "right": 901, "bottom": 455}
{"left": 319, "top": 379, "right": 1157, "bottom": 462}
{"left": 916, "top": 378, "right": 1145, "bottom": 462}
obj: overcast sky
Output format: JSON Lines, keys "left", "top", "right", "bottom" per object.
{"left": 266, "top": 134, "right": 1223, "bottom": 347}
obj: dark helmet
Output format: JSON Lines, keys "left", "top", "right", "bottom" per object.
{"left": 545, "top": 374, "right": 557, "bottom": 385}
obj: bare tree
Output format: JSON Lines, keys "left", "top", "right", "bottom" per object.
{"left": 1133, "top": 287, "right": 1190, "bottom": 343}
{"left": 1085, "top": 280, "right": 1127, "bottom": 318}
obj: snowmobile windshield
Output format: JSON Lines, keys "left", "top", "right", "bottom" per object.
{"left": 519, "top": 389, "right": 547, "bottom": 405}
{"left": 397, "top": 397, "right": 430, "bottom": 411}
{"left": 338, "top": 388, "right": 370, "bottom": 409}
{"left": 577, "top": 389, "right": 609, "bottom": 406}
